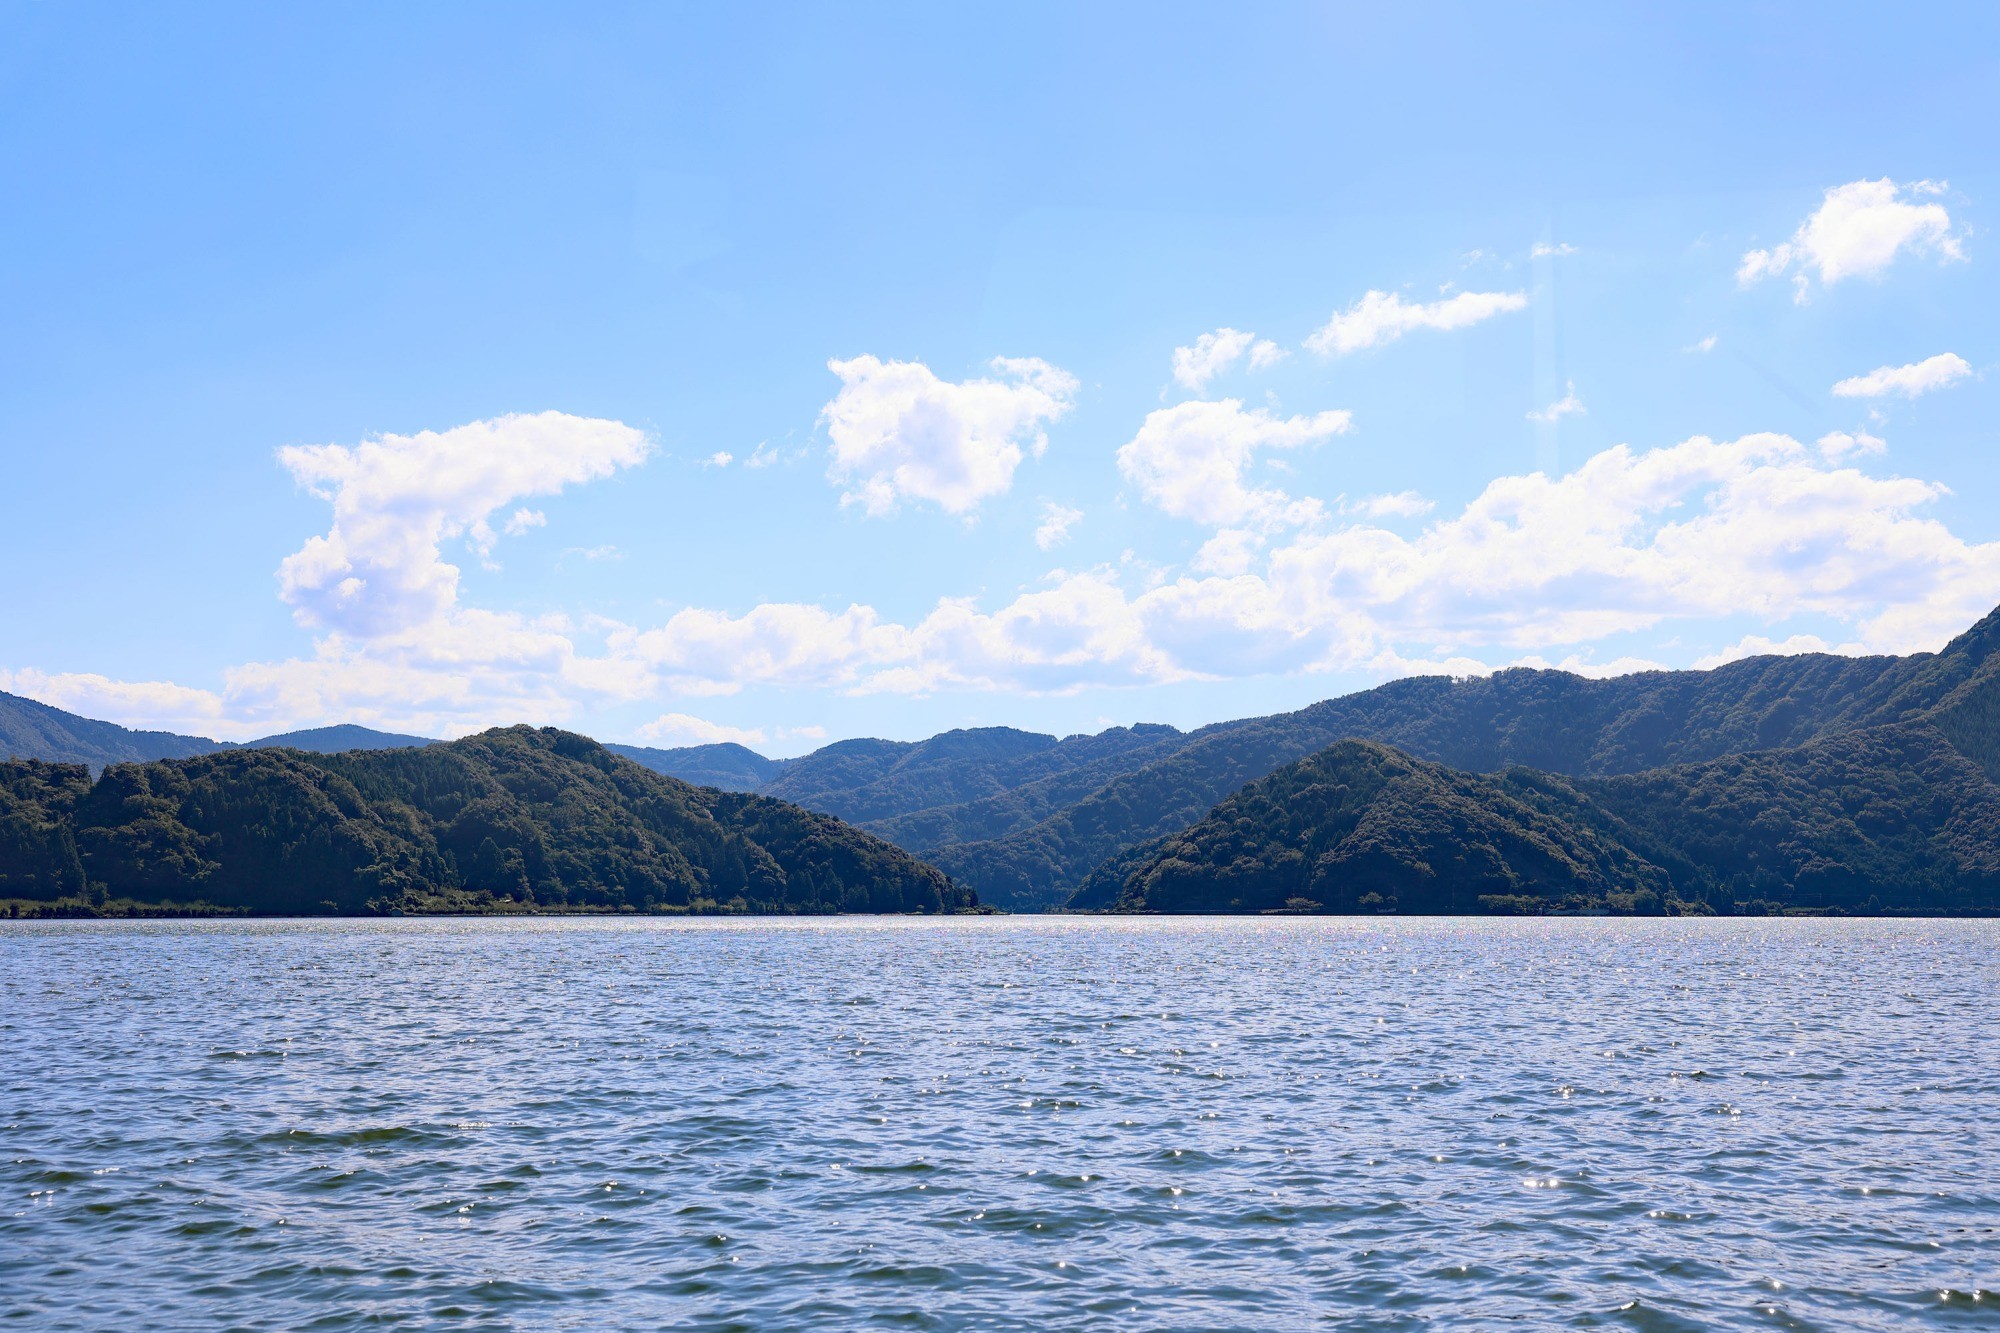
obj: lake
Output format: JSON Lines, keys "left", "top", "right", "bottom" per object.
{"left": 2, "top": 916, "right": 1994, "bottom": 1328}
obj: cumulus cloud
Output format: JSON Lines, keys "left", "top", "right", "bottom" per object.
{"left": 1170, "top": 328, "right": 1285, "bottom": 391}
{"left": 1035, "top": 501, "right": 1083, "bottom": 551}
{"left": 600, "top": 433, "right": 2000, "bottom": 698}
{"left": 276, "top": 411, "right": 650, "bottom": 637}
{"left": 1306, "top": 289, "right": 1527, "bottom": 356}
{"left": 0, "top": 667, "right": 232, "bottom": 739}
{"left": 503, "top": 508, "right": 547, "bottom": 536}
{"left": 18, "top": 410, "right": 2000, "bottom": 739}
{"left": 1738, "top": 178, "right": 1964, "bottom": 299}
{"left": 1685, "top": 335, "right": 1718, "bottom": 354}
{"left": 1248, "top": 340, "right": 1287, "bottom": 371}
{"left": 1692, "top": 633, "right": 1867, "bottom": 670}
{"left": 1816, "top": 430, "right": 1887, "bottom": 463}
{"left": 1348, "top": 491, "right": 1435, "bottom": 519}
{"left": 1527, "top": 382, "right": 1586, "bottom": 424}
{"left": 634, "top": 712, "right": 765, "bottom": 746}
{"left": 1531, "top": 242, "right": 1577, "bottom": 258}
{"left": 821, "top": 355, "right": 1078, "bottom": 515}
{"left": 1116, "top": 399, "right": 1353, "bottom": 530}
{"left": 1831, "top": 352, "right": 1972, "bottom": 399}
{"left": 707, "top": 451, "right": 734, "bottom": 467}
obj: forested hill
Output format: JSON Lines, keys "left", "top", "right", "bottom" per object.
{"left": 608, "top": 741, "right": 790, "bottom": 792}
{"left": 759, "top": 724, "right": 1185, "bottom": 825}
{"left": 1, "top": 690, "right": 228, "bottom": 768}
{"left": 926, "top": 605, "right": 2000, "bottom": 908}
{"left": 1, "top": 691, "right": 434, "bottom": 769}
{"left": 0, "top": 727, "right": 970, "bottom": 916}
{"left": 1083, "top": 719, "right": 2000, "bottom": 917}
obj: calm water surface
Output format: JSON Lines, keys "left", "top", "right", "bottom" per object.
{"left": 2, "top": 916, "right": 1995, "bottom": 1329}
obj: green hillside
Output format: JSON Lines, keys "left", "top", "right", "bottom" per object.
{"left": 607, "top": 741, "right": 789, "bottom": 792}
{"left": 0, "top": 726, "right": 970, "bottom": 916}
{"left": 1083, "top": 718, "right": 2000, "bottom": 917}
{"left": 931, "top": 606, "right": 2000, "bottom": 908}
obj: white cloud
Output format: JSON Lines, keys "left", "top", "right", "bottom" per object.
{"left": 1247, "top": 339, "right": 1287, "bottom": 371}
{"left": 745, "top": 442, "right": 779, "bottom": 469}
{"left": 1831, "top": 352, "right": 1972, "bottom": 399}
{"left": 1531, "top": 242, "right": 1578, "bottom": 258}
{"left": 1513, "top": 653, "right": 1666, "bottom": 679}
{"left": 1692, "top": 633, "right": 1867, "bottom": 670}
{"left": 1306, "top": 289, "right": 1528, "bottom": 356}
{"left": 276, "top": 411, "right": 650, "bottom": 638}
{"left": 634, "top": 712, "right": 766, "bottom": 747}
{"left": 821, "top": 354, "right": 1078, "bottom": 516}
{"left": 1685, "top": 335, "right": 1718, "bottom": 354}
{"left": 1116, "top": 399, "right": 1353, "bottom": 530}
{"left": 503, "top": 508, "right": 547, "bottom": 536}
{"left": 0, "top": 668, "right": 231, "bottom": 739}
{"left": 1035, "top": 501, "right": 1083, "bottom": 551}
{"left": 1349, "top": 491, "right": 1435, "bottom": 519}
{"left": 1527, "top": 381, "right": 1586, "bottom": 424}
{"left": 1738, "top": 178, "right": 1964, "bottom": 298}
{"left": 1168, "top": 328, "right": 1288, "bottom": 391}
{"left": 1170, "top": 328, "right": 1252, "bottom": 391}
{"left": 1816, "top": 430, "right": 1887, "bottom": 463}
{"left": 1193, "top": 528, "right": 1263, "bottom": 576}
{"left": 708, "top": 451, "right": 734, "bottom": 467}
{"left": 19, "top": 410, "right": 2000, "bottom": 740}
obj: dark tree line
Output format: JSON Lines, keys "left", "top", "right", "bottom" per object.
{"left": 0, "top": 727, "right": 973, "bottom": 916}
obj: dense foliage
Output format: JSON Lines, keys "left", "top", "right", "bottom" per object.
{"left": 1087, "top": 720, "right": 2000, "bottom": 916}
{"left": 1075, "top": 741, "right": 1672, "bottom": 914}
{"left": 0, "top": 727, "right": 970, "bottom": 916}
{"left": 936, "top": 607, "right": 2000, "bottom": 908}
{"left": 761, "top": 724, "right": 1184, "bottom": 828}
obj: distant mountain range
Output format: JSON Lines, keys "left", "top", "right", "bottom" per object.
{"left": 8, "top": 599, "right": 2000, "bottom": 916}
{"left": 0, "top": 693, "right": 432, "bottom": 768}
{"left": 604, "top": 741, "right": 789, "bottom": 791}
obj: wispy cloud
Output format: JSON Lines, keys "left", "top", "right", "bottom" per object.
{"left": 1831, "top": 352, "right": 1972, "bottom": 399}
{"left": 1307, "top": 289, "right": 1527, "bottom": 356}
{"left": 1526, "top": 382, "right": 1586, "bottom": 423}
{"left": 1035, "top": 501, "right": 1083, "bottom": 551}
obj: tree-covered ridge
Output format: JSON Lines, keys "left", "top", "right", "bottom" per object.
{"left": 608, "top": 741, "right": 790, "bottom": 792}
{"left": 1075, "top": 741, "right": 1672, "bottom": 915}
{"left": 1085, "top": 720, "right": 2000, "bottom": 916}
{"left": 0, "top": 690, "right": 228, "bottom": 768}
{"left": 932, "top": 605, "right": 2000, "bottom": 908}
{"left": 761, "top": 723, "right": 1184, "bottom": 828}
{"left": 0, "top": 727, "right": 971, "bottom": 916}
{"left": 1, "top": 689, "right": 434, "bottom": 770}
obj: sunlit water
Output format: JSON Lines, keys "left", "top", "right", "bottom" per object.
{"left": 2, "top": 917, "right": 1995, "bottom": 1329}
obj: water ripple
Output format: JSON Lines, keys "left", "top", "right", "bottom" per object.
{"left": 1, "top": 916, "right": 1996, "bottom": 1328}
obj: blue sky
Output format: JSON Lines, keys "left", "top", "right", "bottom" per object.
{"left": 2, "top": 3, "right": 1996, "bottom": 752}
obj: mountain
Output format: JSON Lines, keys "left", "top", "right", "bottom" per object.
{"left": 0, "top": 726, "right": 970, "bottom": 916}
{"left": 1075, "top": 739, "right": 1676, "bottom": 915}
{"left": 762, "top": 723, "right": 1184, "bottom": 829}
{"left": 909, "top": 608, "right": 2000, "bottom": 908}
{"left": 1084, "top": 718, "right": 2000, "bottom": 916}
{"left": 1, "top": 690, "right": 227, "bottom": 768}
{"left": 243, "top": 724, "right": 433, "bottom": 753}
{"left": 2, "top": 691, "right": 436, "bottom": 769}
{"left": 608, "top": 741, "right": 788, "bottom": 792}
